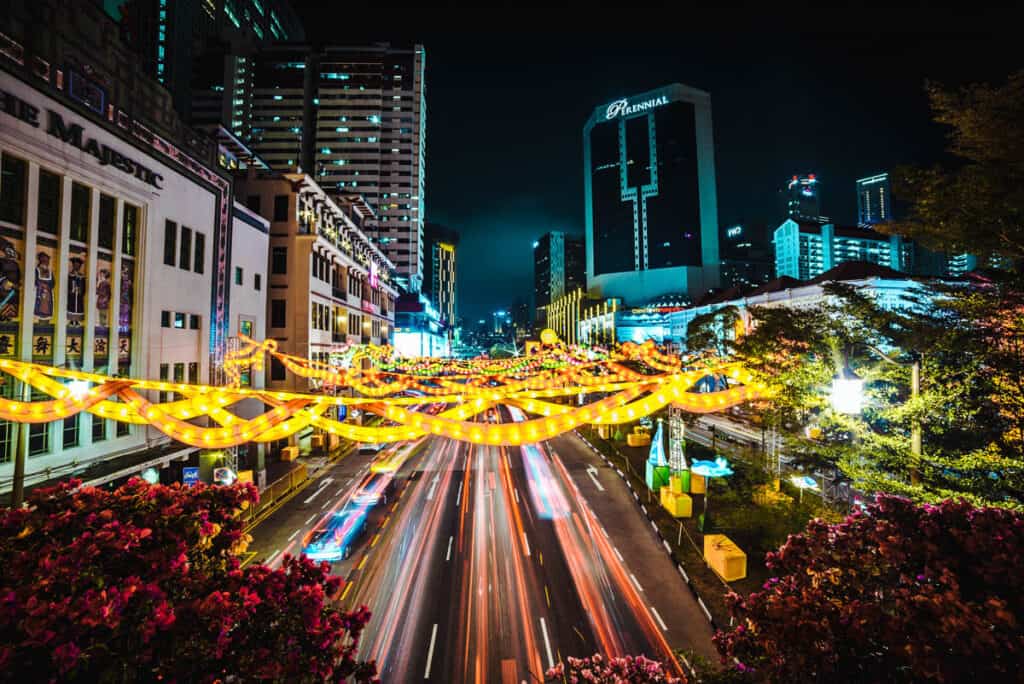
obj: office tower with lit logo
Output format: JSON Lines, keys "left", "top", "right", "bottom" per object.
{"left": 781, "top": 174, "right": 828, "bottom": 223}
{"left": 583, "top": 84, "right": 720, "bottom": 305}
{"left": 195, "top": 43, "right": 427, "bottom": 291}
{"left": 857, "top": 173, "right": 891, "bottom": 226}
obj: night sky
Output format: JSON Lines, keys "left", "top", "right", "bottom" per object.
{"left": 288, "top": 8, "right": 1018, "bottom": 322}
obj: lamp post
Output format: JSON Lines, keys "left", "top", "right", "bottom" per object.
{"left": 790, "top": 474, "right": 819, "bottom": 504}
{"left": 691, "top": 456, "right": 734, "bottom": 532}
{"left": 831, "top": 346, "right": 922, "bottom": 485}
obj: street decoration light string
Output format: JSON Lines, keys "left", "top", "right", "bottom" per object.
{"left": 0, "top": 336, "right": 769, "bottom": 447}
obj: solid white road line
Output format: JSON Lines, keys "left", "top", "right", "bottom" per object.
{"left": 613, "top": 547, "right": 624, "bottom": 562}
{"left": 650, "top": 606, "right": 668, "bottom": 631}
{"left": 629, "top": 573, "right": 644, "bottom": 593}
{"left": 445, "top": 535, "right": 454, "bottom": 562}
{"left": 287, "top": 529, "right": 301, "bottom": 542}
{"left": 305, "top": 513, "right": 318, "bottom": 526}
{"left": 424, "top": 623, "right": 439, "bottom": 679}
{"left": 539, "top": 617, "right": 555, "bottom": 670}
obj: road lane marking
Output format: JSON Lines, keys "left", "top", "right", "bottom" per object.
{"left": 426, "top": 474, "right": 440, "bottom": 500}
{"left": 287, "top": 529, "right": 301, "bottom": 542}
{"left": 305, "top": 513, "right": 318, "bottom": 526}
{"left": 303, "top": 485, "right": 330, "bottom": 505}
{"left": 357, "top": 555, "right": 368, "bottom": 570}
{"left": 522, "top": 533, "right": 531, "bottom": 557}
{"left": 341, "top": 582, "right": 353, "bottom": 601}
{"left": 424, "top": 623, "right": 439, "bottom": 679}
{"left": 445, "top": 535, "right": 454, "bottom": 561}
{"left": 265, "top": 548, "right": 281, "bottom": 565}
{"left": 545, "top": 586, "right": 551, "bottom": 607}
{"left": 629, "top": 573, "right": 644, "bottom": 593}
{"left": 585, "top": 465, "right": 605, "bottom": 491}
{"left": 539, "top": 618, "right": 555, "bottom": 670}
{"left": 371, "top": 533, "right": 381, "bottom": 548}
{"left": 650, "top": 606, "right": 668, "bottom": 631}
{"left": 456, "top": 482, "right": 463, "bottom": 506}
{"left": 613, "top": 547, "right": 624, "bottom": 562}
{"left": 698, "top": 597, "right": 713, "bottom": 623}
{"left": 335, "top": 487, "right": 346, "bottom": 497}
{"left": 678, "top": 564, "right": 690, "bottom": 582}
{"left": 514, "top": 488, "right": 520, "bottom": 504}
{"left": 322, "top": 499, "right": 331, "bottom": 509}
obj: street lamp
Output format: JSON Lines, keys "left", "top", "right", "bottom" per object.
{"left": 691, "top": 456, "right": 734, "bottom": 531}
{"left": 830, "top": 346, "right": 922, "bottom": 485}
{"left": 789, "top": 474, "right": 819, "bottom": 504}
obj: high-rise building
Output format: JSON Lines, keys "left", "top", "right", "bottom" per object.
{"left": 720, "top": 224, "right": 773, "bottom": 290}
{"left": 856, "top": 173, "right": 891, "bottom": 226}
{"left": 533, "top": 231, "right": 584, "bottom": 325}
{"left": 583, "top": 84, "right": 720, "bottom": 305}
{"left": 422, "top": 222, "right": 458, "bottom": 328}
{"left": 774, "top": 219, "right": 912, "bottom": 281}
{"left": 780, "top": 174, "right": 827, "bottom": 223}
{"left": 194, "top": 43, "right": 427, "bottom": 291}
{"left": 103, "top": 0, "right": 304, "bottom": 120}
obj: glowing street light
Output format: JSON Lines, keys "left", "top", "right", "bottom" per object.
{"left": 67, "top": 380, "right": 90, "bottom": 401}
{"left": 691, "top": 456, "right": 734, "bottom": 531}
{"left": 830, "top": 375, "right": 864, "bottom": 414}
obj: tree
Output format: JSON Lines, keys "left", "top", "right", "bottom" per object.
{"left": 0, "top": 478, "right": 377, "bottom": 683}
{"left": 546, "top": 654, "right": 685, "bottom": 683}
{"left": 879, "top": 70, "right": 1024, "bottom": 260}
{"left": 686, "top": 305, "right": 741, "bottom": 357}
{"left": 713, "top": 495, "right": 1024, "bottom": 683}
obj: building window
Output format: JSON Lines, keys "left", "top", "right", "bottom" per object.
{"left": 190, "top": 314, "right": 200, "bottom": 330}
{"left": 235, "top": 266, "right": 243, "bottom": 285}
{"left": 164, "top": 220, "right": 177, "bottom": 266}
{"left": 247, "top": 195, "right": 261, "bottom": 213}
{"left": 194, "top": 233, "right": 205, "bottom": 273}
{"left": 188, "top": 362, "right": 199, "bottom": 384}
{"left": 98, "top": 194, "right": 115, "bottom": 250}
{"left": 255, "top": 273, "right": 262, "bottom": 290}
{"left": 273, "top": 194, "right": 289, "bottom": 221}
{"left": 122, "top": 204, "right": 138, "bottom": 256}
{"left": 29, "top": 422, "right": 48, "bottom": 456}
{"left": 159, "top": 363, "right": 169, "bottom": 404}
{"left": 179, "top": 226, "right": 192, "bottom": 271}
{"left": 173, "top": 363, "right": 185, "bottom": 385}
{"left": 271, "top": 246, "right": 287, "bottom": 273}
{"left": 271, "top": 299, "right": 286, "bottom": 328}
{"left": 69, "top": 182, "right": 90, "bottom": 242}
{"left": 174, "top": 312, "right": 186, "bottom": 329}
{"left": 270, "top": 356, "right": 286, "bottom": 381}
{"left": 161, "top": 310, "right": 171, "bottom": 327}
{"left": 92, "top": 416, "right": 107, "bottom": 443}
{"left": 36, "top": 169, "right": 61, "bottom": 234}
{"left": 116, "top": 419, "right": 130, "bottom": 437}
{"left": 0, "top": 154, "right": 27, "bottom": 225}
{"left": 62, "top": 413, "right": 79, "bottom": 449}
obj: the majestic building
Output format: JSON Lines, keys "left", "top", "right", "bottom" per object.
{"left": 103, "top": 0, "right": 304, "bottom": 121}
{"left": 193, "top": 43, "right": 427, "bottom": 291}
{"left": 856, "top": 173, "right": 891, "bottom": 226}
{"left": 422, "top": 222, "right": 457, "bottom": 329}
{"left": 780, "top": 174, "right": 827, "bottom": 223}
{"left": 233, "top": 169, "right": 398, "bottom": 391}
{"left": 533, "top": 231, "right": 584, "bottom": 325}
{"left": 583, "top": 84, "right": 720, "bottom": 305}
{"left": 0, "top": 10, "right": 270, "bottom": 493}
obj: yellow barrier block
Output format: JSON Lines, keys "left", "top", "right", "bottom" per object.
{"left": 627, "top": 433, "right": 652, "bottom": 447}
{"left": 704, "top": 534, "right": 747, "bottom": 581}
{"left": 281, "top": 446, "right": 299, "bottom": 462}
{"left": 237, "top": 470, "right": 253, "bottom": 484}
{"left": 669, "top": 474, "right": 684, "bottom": 494}
{"left": 311, "top": 434, "right": 324, "bottom": 449}
{"left": 660, "top": 487, "right": 692, "bottom": 518}
{"left": 690, "top": 473, "right": 706, "bottom": 494}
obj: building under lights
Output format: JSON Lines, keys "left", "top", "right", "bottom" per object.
{"left": 856, "top": 173, "right": 891, "bottom": 226}
{"left": 774, "top": 219, "right": 913, "bottom": 281}
{"left": 583, "top": 83, "right": 720, "bottom": 305}
{"left": 233, "top": 169, "right": 397, "bottom": 391}
{"left": 533, "top": 231, "right": 584, "bottom": 328}
{"left": 780, "top": 174, "right": 828, "bottom": 223}
{"left": 193, "top": 43, "right": 427, "bottom": 292}
{"left": 0, "top": 16, "right": 271, "bottom": 493}
{"left": 422, "top": 222, "right": 458, "bottom": 329}
{"left": 393, "top": 292, "right": 449, "bottom": 357}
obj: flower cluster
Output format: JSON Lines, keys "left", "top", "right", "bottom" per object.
{"left": 545, "top": 653, "right": 685, "bottom": 683}
{"left": 0, "top": 478, "right": 377, "bottom": 682}
{"left": 713, "top": 494, "right": 1024, "bottom": 682}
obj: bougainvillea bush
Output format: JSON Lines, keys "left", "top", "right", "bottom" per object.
{"left": 545, "top": 654, "right": 684, "bottom": 683}
{"left": 714, "top": 495, "right": 1024, "bottom": 682}
{"left": 0, "top": 478, "right": 377, "bottom": 682}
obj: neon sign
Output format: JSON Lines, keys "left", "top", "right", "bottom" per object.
{"left": 605, "top": 95, "right": 669, "bottom": 120}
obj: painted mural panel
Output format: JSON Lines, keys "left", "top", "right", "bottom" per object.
{"left": 0, "top": 232, "right": 23, "bottom": 357}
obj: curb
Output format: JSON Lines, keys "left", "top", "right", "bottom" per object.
{"left": 575, "top": 430, "right": 724, "bottom": 632}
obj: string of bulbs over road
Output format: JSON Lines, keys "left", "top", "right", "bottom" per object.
{"left": 0, "top": 331, "right": 769, "bottom": 449}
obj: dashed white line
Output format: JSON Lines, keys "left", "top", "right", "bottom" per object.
{"left": 305, "top": 513, "right": 318, "bottom": 526}
{"left": 265, "top": 548, "right": 281, "bottom": 566}
{"left": 650, "top": 606, "right": 668, "bottom": 631}
{"left": 514, "top": 488, "right": 520, "bottom": 504}
{"left": 629, "top": 573, "right": 644, "bottom": 593}
{"left": 287, "top": 529, "right": 301, "bottom": 542}
{"left": 697, "top": 597, "right": 713, "bottom": 623}
{"left": 539, "top": 618, "right": 555, "bottom": 670}
{"left": 445, "top": 535, "right": 453, "bottom": 562}
{"left": 424, "top": 623, "right": 438, "bottom": 679}
{"left": 335, "top": 487, "right": 346, "bottom": 497}
{"left": 321, "top": 499, "right": 331, "bottom": 509}
{"left": 522, "top": 533, "right": 531, "bottom": 557}
{"left": 663, "top": 540, "right": 672, "bottom": 553}
{"left": 613, "top": 546, "right": 625, "bottom": 562}
{"left": 455, "top": 482, "right": 463, "bottom": 506}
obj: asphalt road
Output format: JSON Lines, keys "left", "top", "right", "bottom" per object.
{"left": 246, "top": 413, "right": 717, "bottom": 682}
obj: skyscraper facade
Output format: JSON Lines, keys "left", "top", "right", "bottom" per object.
{"left": 422, "top": 222, "right": 458, "bottom": 328}
{"left": 856, "top": 173, "right": 891, "bottom": 226}
{"left": 195, "top": 43, "right": 427, "bottom": 291}
{"left": 780, "top": 174, "right": 827, "bottom": 222}
{"left": 533, "top": 231, "right": 585, "bottom": 324}
{"left": 583, "top": 84, "right": 720, "bottom": 305}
